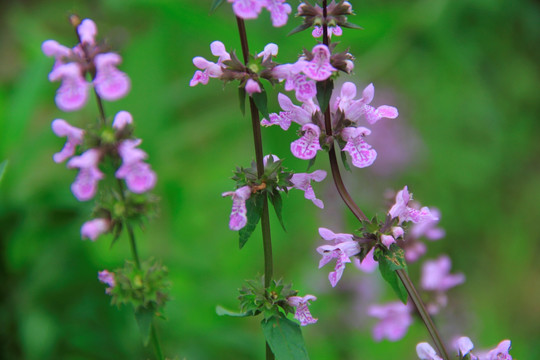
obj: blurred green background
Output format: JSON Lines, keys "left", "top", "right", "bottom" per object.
{"left": 1, "top": 0, "right": 539, "bottom": 359}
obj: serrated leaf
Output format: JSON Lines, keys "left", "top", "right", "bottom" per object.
{"left": 134, "top": 306, "right": 154, "bottom": 346}
{"left": 316, "top": 80, "right": 334, "bottom": 113}
{"left": 0, "top": 160, "right": 8, "bottom": 184}
{"left": 339, "top": 149, "right": 351, "bottom": 172}
{"left": 239, "top": 87, "right": 246, "bottom": 116}
{"left": 239, "top": 193, "right": 264, "bottom": 249}
{"left": 216, "top": 305, "right": 250, "bottom": 317}
{"left": 269, "top": 192, "right": 286, "bottom": 231}
{"left": 252, "top": 86, "right": 270, "bottom": 120}
{"left": 209, "top": 0, "right": 225, "bottom": 14}
{"left": 287, "top": 22, "right": 312, "bottom": 36}
{"left": 261, "top": 315, "right": 310, "bottom": 360}
{"left": 341, "top": 21, "right": 364, "bottom": 30}
{"left": 374, "top": 245, "right": 409, "bottom": 304}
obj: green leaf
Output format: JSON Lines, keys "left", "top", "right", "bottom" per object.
{"left": 261, "top": 315, "right": 310, "bottom": 360}
{"left": 287, "top": 22, "right": 312, "bottom": 36}
{"left": 306, "top": 156, "right": 317, "bottom": 172}
{"left": 134, "top": 306, "right": 154, "bottom": 346}
{"left": 252, "top": 86, "right": 270, "bottom": 120}
{"left": 239, "top": 193, "right": 264, "bottom": 249}
{"left": 316, "top": 80, "right": 334, "bottom": 113}
{"left": 215, "top": 305, "right": 250, "bottom": 317}
{"left": 239, "top": 87, "right": 246, "bottom": 116}
{"left": 209, "top": 0, "right": 225, "bottom": 14}
{"left": 341, "top": 21, "right": 364, "bottom": 30}
{"left": 339, "top": 148, "right": 351, "bottom": 172}
{"left": 269, "top": 192, "right": 286, "bottom": 231}
{"left": 0, "top": 160, "right": 8, "bottom": 184}
{"left": 374, "top": 245, "right": 409, "bottom": 304}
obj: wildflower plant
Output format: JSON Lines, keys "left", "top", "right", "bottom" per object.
{"left": 43, "top": 16, "right": 167, "bottom": 360}
{"left": 194, "top": 0, "right": 516, "bottom": 359}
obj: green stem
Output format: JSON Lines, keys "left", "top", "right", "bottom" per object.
{"left": 235, "top": 16, "right": 275, "bottom": 360}
{"left": 320, "top": 1, "right": 449, "bottom": 358}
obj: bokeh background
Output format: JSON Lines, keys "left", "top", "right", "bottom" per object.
{"left": 1, "top": 0, "right": 539, "bottom": 359}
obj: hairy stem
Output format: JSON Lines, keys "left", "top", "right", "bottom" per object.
{"left": 320, "top": 1, "right": 449, "bottom": 358}
{"left": 236, "top": 16, "right": 274, "bottom": 360}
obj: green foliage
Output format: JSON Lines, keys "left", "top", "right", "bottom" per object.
{"left": 252, "top": 86, "right": 270, "bottom": 120}
{"left": 261, "top": 314, "right": 310, "bottom": 360}
{"left": 238, "top": 277, "right": 297, "bottom": 318}
{"left": 374, "top": 245, "right": 409, "bottom": 304}
{"left": 0, "top": 160, "right": 7, "bottom": 184}
{"left": 239, "top": 193, "right": 264, "bottom": 249}
{"left": 209, "top": 0, "right": 225, "bottom": 14}
{"left": 316, "top": 80, "right": 334, "bottom": 114}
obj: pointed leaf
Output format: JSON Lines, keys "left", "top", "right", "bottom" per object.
{"left": 341, "top": 22, "right": 364, "bottom": 30}
{"left": 374, "top": 245, "right": 409, "bottom": 304}
{"left": 239, "top": 87, "right": 246, "bottom": 116}
{"left": 316, "top": 80, "right": 334, "bottom": 113}
{"left": 209, "top": 0, "right": 225, "bottom": 14}
{"left": 339, "top": 148, "right": 351, "bottom": 172}
{"left": 306, "top": 155, "right": 317, "bottom": 172}
{"left": 261, "top": 314, "right": 310, "bottom": 360}
{"left": 0, "top": 160, "right": 7, "bottom": 184}
{"left": 134, "top": 306, "right": 154, "bottom": 346}
{"left": 288, "top": 22, "right": 312, "bottom": 36}
{"left": 269, "top": 192, "right": 286, "bottom": 231}
{"left": 252, "top": 86, "right": 270, "bottom": 120}
{"left": 216, "top": 305, "right": 250, "bottom": 317}
{"left": 239, "top": 193, "right": 264, "bottom": 249}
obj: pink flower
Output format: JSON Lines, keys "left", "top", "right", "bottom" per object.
{"left": 285, "top": 74, "right": 316, "bottom": 102}
{"left": 456, "top": 337, "right": 478, "bottom": 360}
{"left": 81, "top": 218, "right": 110, "bottom": 241}
{"left": 416, "top": 342, "right": 443, "bottom": 360}
{"left": 312, "top": 25, "right": 342, "bottom": 38}
{"left": 190, "top": 41, "right": 231, "bottom": 86}
{"left": 222, "top": 185, "right": 252, "bottom": 230}
{"left": 287, "top": 294, "right": 318, "bottom": 326}
{"left": 48, "top": 62, "right": 90, "bottom": 112}
{"left": 245, "top": 79, "right": 262, "bottom": 95}
{"left": 291, "top": 123, "right": 322, "bottom": 160}
{"left": 67, "top": 149, "right": 104, "bottom": 201}
{"left": 115, "top": 139, "right": 157, "bottom": 193}
{"left": 344, "top": 83, "right": 398, "bottom": 125}
{"left": 380, "top": 234, "right": 396, "bottom": 249}
{"left": 421, "top": 256, "right": 465, "bottom": 292}
{"left": 227, "top": 0, "right": 264, "bottom": 19}
{"left": 41, "top": 40, "right": 71, "bottom": 70}
{"left": 51, "top": 119, "right": 84, "bottom": 163}
{"left": 482, "top": 340, "right": 512, "bottom": 360}
{"left": 94, "top": 53, "right": 131, "bottom": 101}
{"left": 410, "top": 208, "right": 445, "bottom": 240}
{"left": 317, "top": 227, "right": 360, "bottom": 287}
{"left": 77, "top": 19, "right": 97, "bottom": 45}
{"left": 112, "top": 110, "right": 133, "bottom": 130}
{"left": 264, "top": 0, "right": 292, "bottom": 27}
{"left": 302, "top": 45, "right": 336, "bottom": 81}
{"left": 388, "top": 186, "right": 438, "bottom": 224}
{"left": 289, "top": 170, "right": 327, "bottom": 208}
{"left": 98, "top": 270, "right": 115, "bottom": 294}
{"left": 257, "top": 43, "right": 278, "bottom": 61}
{"left": 341, "top": 126, "right": 377, "bottom": 168}
{"left": 261, "top": 112, "right": 293, "bottom": 130}
{"left": 368, "top": 302, "right": 413, "bottom": 341}
{"left": 353, "top": 248, "right": 378, "bottom": 273}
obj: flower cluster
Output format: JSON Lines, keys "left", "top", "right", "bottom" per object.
{"left": 417, "top": 337, "right": 513, "bottom": 360}
{"left": 45, "top": 19, "right": 156, "bottom": 242}
{"left": 227, "top": 0, "right": 292, "bottom": 27}
{"left": 296, "top": 1, "right": 355, "bottom": 39}
{"left": 42, "top": 18, "right": 130, "bottom": 111}
{"left": 222, "top": 154, "right": 326, "bottom": 231}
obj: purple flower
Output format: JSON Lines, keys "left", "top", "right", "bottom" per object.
{"left": 228, "top": 0, "right": 264, "bottom": 19}
{"left": 316, "top": 227, "right": 360, "bottom": 287}
{"left": 112, "top": 110, "right": 133, "bottom": 130}
{"left": 312, "top": 25, "right": 343, "bottom": 38}
{"left": 353, "top": 248, "right": 378, "bottom": 273}
{"left": 77, "top": 19, "right": 97, "bottom": 45}
{"left": 456, "top": 337, "right": 478, "bottom": 360}
{"left": 81, "top": 218, "right": 110, "bottom": 241}
{"left": 388, "top": 186, "right": 438, "bottom": 225}
{"left": 48, "top": 62, "right": 89, "bottom": 112}
{"left": 67, "top": 149, "right": 104, "bottom": 201}
{"left": 257, "top": 43, "right": 278, "bottom": 61}
{"left": 416, "top": 342, "right": 443, "bottom": 360}
{"left": 482, "top": 340, "right": 512, "bottom": 360}
{"left": 51, "top": 119, "right": 84, "bottom": 163}
{"left": 264, "top": 0, "right": 292, "bottom": 27}
{"left": 245, "top": 79, "right": 262, "bottom": 95}
{"left": 94, "top": 53, "right": 131, "bottom": 101}
{"left": 289, "top": 170, "right": 327, "bottom": 208}
{"left": 287, "top": 294, "right": 318, "bottom": 326}
{"left": 341, "top": 126, "right": 377, "bottom": 168}
{"left": 291, "top": 123, "right": 322, "bottom": 160}
{"left": 421, "top": 255, "right": 465, "bottom": 292}
{"left": 115, "top": 139, "right": 157, "bottom": 193}
{"left": 410, "top": 207, "right": 445, "bottom": 240}
{"left": 228, "top": 0, "right": 292, "bottom": 27}
{"left": 222, "top": 185, "right": 252, "bottom": 230}
{"left": 343, "top": 83, "right": 398, "bottom": 125}
{"left": 190, "top": 41, "right": 231, "bottom": 86}
{"left": 368, "top": 302, "right": 413, "bottom": 341}
{"left": 302, "top": 44, "right": 336, "bottom": 81}
{"left": 98, "top": 270, "right": 115, "bottom": 295}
